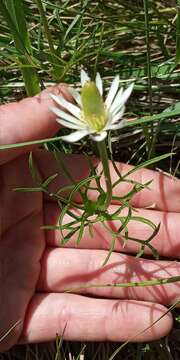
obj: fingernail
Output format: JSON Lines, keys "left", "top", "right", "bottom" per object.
{"left": 35, "top": 84, "right": 72, "bottom": 102}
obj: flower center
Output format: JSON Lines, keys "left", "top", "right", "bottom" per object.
{"left": 81, "top": 81, "right": 107, "bottom": 132}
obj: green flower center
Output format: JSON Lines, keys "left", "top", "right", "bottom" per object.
{"left": 81, "top": 81, "right": 107, "bottom": 132}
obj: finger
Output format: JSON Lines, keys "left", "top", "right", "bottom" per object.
{"left": 45, "top": 203, "right": 180, "bottom": 259}
{"left": 0, "top": 154, "right": 43, "bottom": 234}
{"left": 36, "top": 150, "right": 180, "bottom": 212}
{"left": 38, "top": 248, "right": 180, "bottom": 305}
{"left": 20, "top": 293, "right": 172, "bottom": 343}
{"left": 0, "top": 85, "right": 72, "bottom": 165}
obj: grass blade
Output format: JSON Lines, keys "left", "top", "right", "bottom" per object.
{"left": 176, "top": 0, "right": 180, "bottom": 64}
{"left": 1, "top": 0, "right": 40, "bottom": 95}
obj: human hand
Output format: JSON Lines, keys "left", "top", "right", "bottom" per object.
{"left": 0, "top": 86, "right": 180, "bottom": 352}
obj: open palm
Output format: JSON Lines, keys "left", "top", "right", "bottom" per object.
{"left": 0, "top": 85, "right": 180, "bottom": 352}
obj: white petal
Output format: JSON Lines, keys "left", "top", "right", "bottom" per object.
{"left": 91, "top": 131, "right": 107, "bottom": 142}
{"left": 81, "top": 69, "right": 90, "bottom": 87}
{"left": 111, "top": 106, "right": 125, "bottom": 123}
{"left": 56, "top": 118, "right": 86, "bottom": 130}
{"left": 95, "top": 72, "right": 103, "bottom": 95}
{"left": 68, "top": 87, "right": 82, "bottom": 107}
{"left": 110, "top": 87, "right": 123, "bottom": 113}
{"left": 49, "top": 106, "right": 82, "bottom": 125}
{"left": 50, "top": 94, "right": 81, "bottom": 119}
{"left": 60, "top": 130, "right": 90, "bottom": 143}
{"left": 112, "top": 83, "right": 134, "bottom": 115}
{"left": 104, "top": 106, "right": 125, "bottom": 131}
{"left": 107, "top": 119, "right": 126, "bottom": 130}
{"left": 105, "top": 75, "right": 119, "bottom": 109}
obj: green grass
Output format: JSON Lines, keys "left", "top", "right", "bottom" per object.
{"left": 0, "top": 0, "right": 180, "bottom": 359}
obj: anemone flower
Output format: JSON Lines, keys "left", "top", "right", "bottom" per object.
{"left": 50, "top": 70, "right": 134, "bottom": 143}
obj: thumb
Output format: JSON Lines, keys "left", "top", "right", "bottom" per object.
{"left": 0, "top": 84, "right": 71, "bottom": 164}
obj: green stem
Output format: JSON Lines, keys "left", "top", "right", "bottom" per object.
{"left": 65, "top": 275, "right": 180, "bottom": 293}
{"left": 35, "top": 0, "right": 55, "bottom": 55}
{"left": 97, "top": 140, "right": 112, "bottom": 210}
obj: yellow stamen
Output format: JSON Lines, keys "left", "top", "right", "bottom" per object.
{"left": 81, "top": 81, "right": 107, "bottom": 131}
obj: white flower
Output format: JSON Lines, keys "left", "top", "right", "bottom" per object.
{"left": 50, "top": 70, "right": 134, "bottom": 143}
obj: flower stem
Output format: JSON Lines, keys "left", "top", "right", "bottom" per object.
{"left": 97, "top": 140, "right": 112, "bottom": 210}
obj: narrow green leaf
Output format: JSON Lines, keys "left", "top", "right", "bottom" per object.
{"left": 76, "top": 218, "right": 85, "bottom": 245}
{"left": 102, "top": 236, "right": 116, "bottom": 266}
{"left": 88, "top": 223, "right": 94, "bottom": 238}
{"left": 35, "top": 0, "right": 55, "bottom": 54}
{"left": 136, "top": 245, "right": 145, "bottom": 258}
{"left": 56, "top": 184, "right": 75, "bottom": 194}
{"left": 146, "top": 222, "right": 161, "bottom": 243}
{"left": 130, "top": 215, "right": 157, "bottom": 230}
{"left": 61, "top": 228, "right": 79, "bottom": 246}
{"left": 1, "top": 0, "right": 40, "bottom": 95}
{"left": 42, "top": 173, "right": 58, "bottom": 188}
{"left": 123, "top": 153, "right": 173, "bottom": 178}
{"left": 117, "top": 205, "right": 132, "bottom": 233}
{"left": 28, "top": 152, "right": 42, "bottom": 184}
{"left": 14, "top": 187, "right": 42, "bottom": 192}
{"left": 4, "top": 0, "right": 32, "bottom": 52}
{"left": 68, "top": 175, "right": 100, "bottom": 202}
{"left": 59, "top": 203, "right": 70, "bottom": 244}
